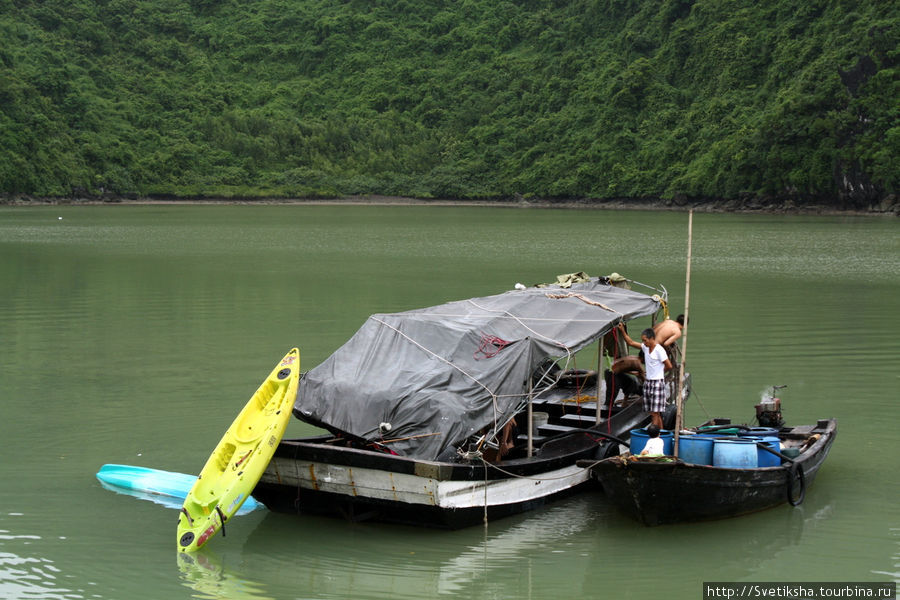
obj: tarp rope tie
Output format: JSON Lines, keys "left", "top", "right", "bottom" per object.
{"left": 479, "top": 458, "right": 585, "bottom": 482}
{"left": 544, "top": 292, "right": 622, "bottom": 315}
{"left": 465, "top": 298, "right": 575, "bottom": 436}
{"left": 370, "top": 317, "right": 498, "bottom": 402}
{"left": 474, "top": 334, "right": 511, "bottom": 360}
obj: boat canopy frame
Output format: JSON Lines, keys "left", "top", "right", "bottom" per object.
{"left": 293, "top": 276, "right": 665, "bottom": 461}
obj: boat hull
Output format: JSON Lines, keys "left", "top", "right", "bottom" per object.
{"left": 257, "top": 453, "right": 594, "bottom": 529}
{"left": 590, "top": 419, "right": 836, "bottom": 525}
{"left": 253, "top": 399, "right": 654, "bottom": 528}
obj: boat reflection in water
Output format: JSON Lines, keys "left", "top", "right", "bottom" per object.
{"left": 433, "top": 494, "right": 609, "bottom": 596}
{"left": 230, "top": 494, "right": 610, "bottom": 600}
{"left": 175, "top": 486, "right": 836, "bottom": 600}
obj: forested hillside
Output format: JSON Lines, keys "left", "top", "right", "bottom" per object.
{"left": 1, "top": 0, "right": 896, "bottom": 208}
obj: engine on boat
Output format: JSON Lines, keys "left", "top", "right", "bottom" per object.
{"left": 755, "top": 385, "right": 785, "bottom": 428}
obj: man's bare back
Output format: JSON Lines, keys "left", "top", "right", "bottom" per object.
{"left": 611, "top": 355, "right": 644, "bottom": 375}
{"left": 653, "top": 314, "right": 684, "bottom": 348}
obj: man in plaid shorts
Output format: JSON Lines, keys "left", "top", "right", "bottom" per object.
{"left": 618, "top": 324, "right": 673, "bottom": 429}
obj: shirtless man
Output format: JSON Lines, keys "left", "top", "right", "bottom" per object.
{"left": 611, "top": 354, "right": 644, "bottom": 376}
{"left": 604, "top": 355, "right": 644, "bottom": 405}
{"left": 653, "top": 314, "right": 685, "bottom": 348}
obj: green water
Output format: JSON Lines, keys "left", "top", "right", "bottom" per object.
{"left": 1, "top": 205, "right": 897, "bottom": 599}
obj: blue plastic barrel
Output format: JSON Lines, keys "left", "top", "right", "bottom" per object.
{"left": 713, "top": 438, "right": 758, "bottom": 468}
{"left": 630, "top": 428, "right": 674, "bottom": 455}
{"left": 739, "top": 427, "right": 780, "bottom": 438}
{"left": 678, "top": 435, "right": 715, "bottom": 465}
{"left": 747, "top": 436, "right": 781, "bottom": 467}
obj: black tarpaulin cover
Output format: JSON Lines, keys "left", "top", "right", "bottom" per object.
{"left": 293, "top": 278, "right": 661, "bottom": 460}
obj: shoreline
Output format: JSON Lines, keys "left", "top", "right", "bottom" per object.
{"left": 2, "top": 194, "right": 897, "bottom": 216}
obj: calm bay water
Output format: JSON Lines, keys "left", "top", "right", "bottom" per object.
{"left": 0, "top": 205, "right": 897, "bottom": 599}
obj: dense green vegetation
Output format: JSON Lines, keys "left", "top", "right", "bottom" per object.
{"left": 1, "top": 0, "right": 896, "bottom": 206}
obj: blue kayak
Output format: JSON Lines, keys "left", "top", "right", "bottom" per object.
{"left": 96, "top": 464, "right": 263, "bottom": 514}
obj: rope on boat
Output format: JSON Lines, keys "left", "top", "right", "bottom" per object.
{"left": 372, "top": 313, "right": 555, "bottom": 445}
{"left": 476, "top": 430, "right": 628, "bottom": 481}
{"left": 657, "top": 296, "right": 670, "bottom": 320}
{"left": 215, "top": 506, "right": 227, "bottom": 538}
{"left": 483, "top": 458, "right": 489, "bottom": 527}
{"left": 466, "top": 297, "right": 575, "bottom": 360}
{"left": 373, "top": 291, "right": 633, "bottom": 450}
{"left": 687, "top": 387, "right": 713, "bottom": 420}
{"left": 466, "top": 298, "right": 577, "bottom": 437}
{"left": 544, "top": 292, "right": 621, "bottom": 314}
{"left": 371, "top": 316, "right": 499, "bottom": 402}
{"left": 380, "top": 432, "right": 442, "bottom": 444}
{"left": 474, "top": 334, "right": 511, "bottom": 360}
{"left": 478, "top": 457, "right": 587, "bottom": 482}
{"left": 561, "top": 394, "right": 596, "bottom": 404}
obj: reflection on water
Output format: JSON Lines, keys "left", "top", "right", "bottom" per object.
{"left": 202, "top": 495, "right": 610, "bottom": 600}
{"left": 177, "top": 552, "right": 274, "bottom": 600}
{"left": 434, "top": 495, "right": 603, "bottom": 598}
{"left": 182, "top": 490, "right": 840, "bottom": 600}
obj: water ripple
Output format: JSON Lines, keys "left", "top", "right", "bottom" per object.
{"left": 0, "top": 535, "right": 89, "bottom": 600}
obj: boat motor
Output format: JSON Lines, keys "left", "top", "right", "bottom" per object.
{"left": 756, "top": 385, "right": 786, "bottom": 428}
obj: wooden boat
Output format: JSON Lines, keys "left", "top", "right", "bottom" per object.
{"left": 253, "top": 397, "right": 673, "bottom": 528}
{"left": 583, "top": 214, "right": 836, "bottom": 526}
{"left": 177, "top": 348, "right": 300, "bottom": 552}
{"left": 584, "top": 418, "right": 837, "bottom": 526}
{"left": 251, "top": 275, "right": 692, "bottom": 528}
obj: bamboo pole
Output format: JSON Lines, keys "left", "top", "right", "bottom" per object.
{"left": 596, "top": 341, "right": 603, "bottom": 425}
{"left": 674, "top": 210, "right": 693, "bottom": 456}
{"left": 527, "top": 376, "right": 534, "bottom": 458}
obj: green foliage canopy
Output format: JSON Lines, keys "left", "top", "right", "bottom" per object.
{"left": 0, "top": 0, "right": 896, "bottom": 206}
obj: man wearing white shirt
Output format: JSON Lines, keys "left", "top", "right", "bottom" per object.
{"left": 618, "top": 323, "right": 673, "bottom": 429}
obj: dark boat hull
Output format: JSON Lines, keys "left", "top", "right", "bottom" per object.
{"left": 589, "top": 419, "right": 836, "bottom": 526}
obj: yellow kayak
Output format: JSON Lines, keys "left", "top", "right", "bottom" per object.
{"left": 177, "top": 348, "right": 300, "bottom": 552}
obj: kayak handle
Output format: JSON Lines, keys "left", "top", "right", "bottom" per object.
{"left": 180, "top": 508, "right": 194, "bottom": 526}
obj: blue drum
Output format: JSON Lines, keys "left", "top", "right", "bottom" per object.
{"left": 712, "top": 438, "right": 758, "bottom": 468}
{"left": 678, "top": 435, "right": 715, "bottom": 465}
{"left": 629, "top": 428, "right": 674, "bottom": 455}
